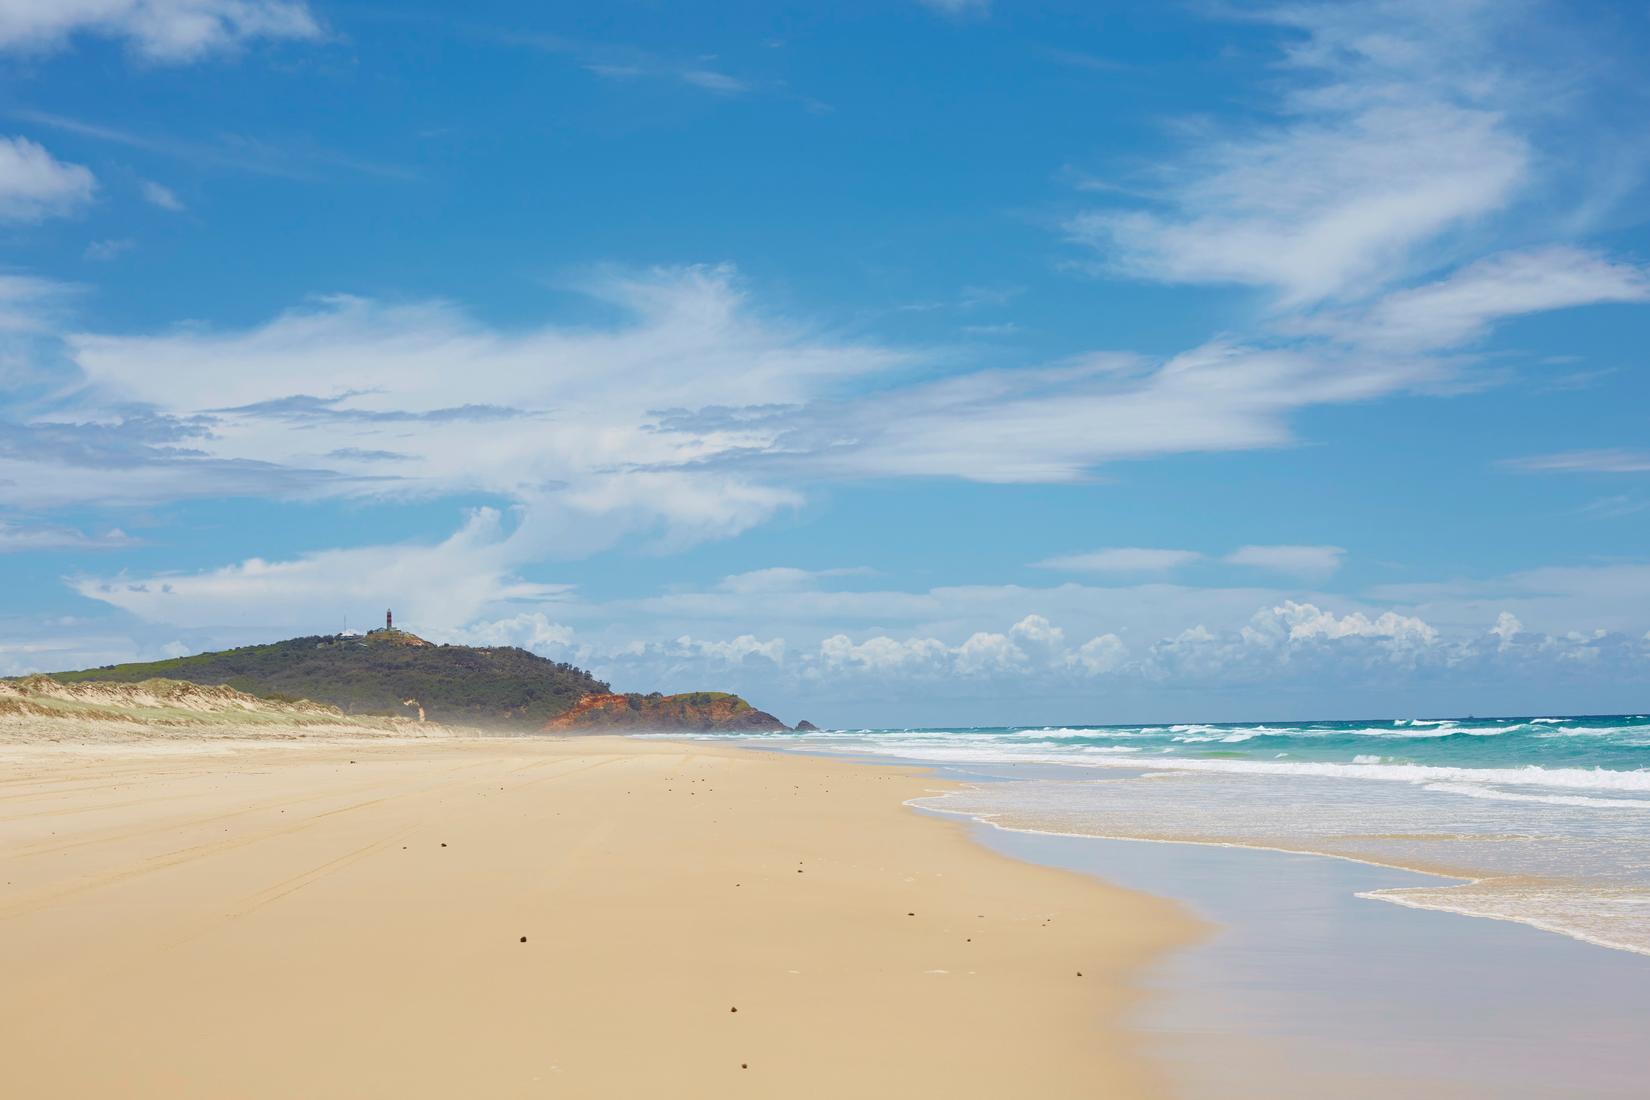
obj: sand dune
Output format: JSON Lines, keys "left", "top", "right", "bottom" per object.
{"left": 0, "top": 675, "right": 439, "bottom": 742}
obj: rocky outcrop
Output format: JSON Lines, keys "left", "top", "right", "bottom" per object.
{"left": 541, "top": 691, "right": 790, "bottom": 733}
{"left": 794, "top": 720, "right": 820, "bottom": 731}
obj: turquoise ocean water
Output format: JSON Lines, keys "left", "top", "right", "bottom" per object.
{"left": 696, "top": 715, "right": 1650, "bottom": 955}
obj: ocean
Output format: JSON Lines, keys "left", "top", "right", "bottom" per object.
{"left": 694, "top": 715, "right": 1650, "bottom": 956}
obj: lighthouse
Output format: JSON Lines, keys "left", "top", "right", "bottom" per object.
{"left": 386, "top": 608, "right": 393, "bottom": 632}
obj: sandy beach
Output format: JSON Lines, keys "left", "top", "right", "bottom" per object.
{"left": 0, "top": 733, "right": 1196, "bottom": 1098}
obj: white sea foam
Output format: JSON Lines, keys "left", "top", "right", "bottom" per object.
{"left": 796, "top": 736, "right": 1650, "bottom": 793}
{"left": 1532, "top": 725, "right": 1634, "bottom": 739}
{"left": 1420, "top": 781, "right": 1650, "bottom": 810}
{"left": 1358, "top": 884, "right": 1650, "bottom": 958}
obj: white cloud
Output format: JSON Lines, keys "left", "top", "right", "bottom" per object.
{"left": 954, "top": 629, "right": 1029, "bottom": 675}
{"left": 1504, "top": 449, "right": 1650, "bottom": 474}
{"left": 1251, "top": 600, "right": 1437, "bottom": 646}
{"left": 25, "top": 266, "right": 898, "bottom": 533}
{"left": 140, "top": 179, "right": 184, "bottom": 211}
{"left": 1078, "top": 106, "right": 1525, "bottom": 306}
{"left": 800, "top": 340, "right": 1440, "bottom": 483}
{"left": 448, "top": 611, "right": 575, "bottom": 652}
{"left": 0, "top": 522, "right": 136, "bottom": 552}
{"left": 577, "top": 49, "right": 750, "bottom": 97}
{"left": 24, "top": 235, "right": 1625, "bottom": 529}
{"left": 1035, "top": 547, "right": 1201, "bottom": 573}
{"left": 0, "top": 271, "right": 75, "bottom": 333}
{"left": 1224, "top": 545, "right": 1345, "bottom": 578}
{"left": 716, "top": 566, "right": 873, "bottom": 594}
{"left": 25, "top": 268, "right": 1453, "bottom": 556}
{"left": 0, "top": 136, "right": 95, "bottom": 222}
{"left": 1306, "top": 247, "right": 1650, "bottom": 350}
{"left": 16, "top": 109, "right": 411, "bottom": 183}
{"left": 1008, "top": 613, "right": 1064, "bottom": 651}
{"left": 1071, "top": 632, "right": 1124, "bottom": 674}
{"left": 678, "top": 69, "right": 747, "bottom": 95}
{"left": 1490, "top": 611, "right": 1522, "bottom": 649}
{"left": 1069, "top": 1, "right": 1534, "bottom": 306}
{"left": 0, "top": 0, "right": 319, "bottom": 61}
{"left": 84, "top": 238, "right": 134, "bottom": 261}
{"left": 73, "top": 508, "right": 567, "bottom": 634}
{"left": 680, "top": 633, "right": 785, "bottom": 665}
{"left": 1373, "top": 562, "right": 1650, "bottom": 639}
{"left": 819, "top": 633, "right": 951, "bottom": 676}
{"left": 916, "top": 0, "right": 989, "bottom": 16}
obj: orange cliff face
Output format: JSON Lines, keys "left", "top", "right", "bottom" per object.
{"left": 541, "top": 692, "right": 789, "bottom": 733}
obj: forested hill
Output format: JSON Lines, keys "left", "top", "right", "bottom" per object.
{"left": 48, "top": 630, "right": 609, "bottom": 729}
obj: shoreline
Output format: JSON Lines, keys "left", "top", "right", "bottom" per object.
{"left": 720, "top": 737, "right": 1650, "bottom": 957}
{"left": 719, "top": 728, "right": 1650, "bottom": 960}
{"left": 0, "top": 732, "right": 1199, "bottom": 1098}
{"left": 925, "top": 805, "right": 1650, "bottom": 958}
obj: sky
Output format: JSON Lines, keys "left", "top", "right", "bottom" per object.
{"left": 3, "top": 0, "right": 1650, "bottom": 726}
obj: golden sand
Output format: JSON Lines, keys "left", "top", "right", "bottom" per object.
{"left": 0, "top": 734, "right": 1197, "bottom": 1097}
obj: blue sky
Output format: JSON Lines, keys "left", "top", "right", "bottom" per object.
{"left": 3, "top": 0, "right": 1650, "bottom": 725}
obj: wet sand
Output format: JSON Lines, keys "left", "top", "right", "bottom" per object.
{"left": 0, "top": 734, "right": 1195, "bottom": 1098}
{"left": 978, "top": 828, "right": 1650, "bottom": 1100}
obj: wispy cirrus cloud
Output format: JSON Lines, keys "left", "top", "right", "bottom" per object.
{"left": 18, "top": 267, "right": 893, "bottom": 547}
{"left": 1068, "top": 5, "right": 1531, "bottom": 305}
{"left": 1503, "top": 449, "right": 1650, "bottom": 474}
{"left": 139, "top": 179, "right": 184, "bottom": 211}
{"left": 84, "top": 238, "right": 135, "bottom": 262}
{"left": 0, "top": 0, "right": 319, "bottom": 62}
{"left": 1034, "top": 548, "right": 1202, "bottom": 573}
{"left": 0, "top": 521, "right": 137, "bottom": 552}
{"left": 1298, "top": 247, "right": 1650, "bottom": 351}
{"left": 1065, "top": 1, "right": 1638, "bottom": 317}
{"left": 915, "top": 0, "right": 991, "bottom": 18}
{"left": 12, "top": 109, "right": 414, "bottom": 183}
{"left": 1033, "top": 545, "right": 1347, "bottom": 579}
{"left": 465, "top": 23, "right": 755, "bottom": 97}
{"left": 1224, "top": 545, "right": 1345, "bottom": 579}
